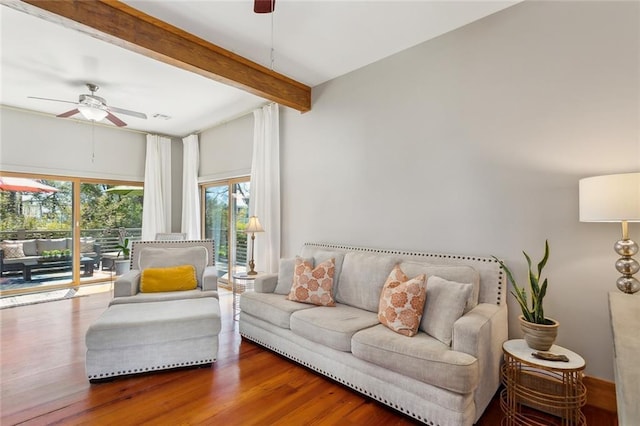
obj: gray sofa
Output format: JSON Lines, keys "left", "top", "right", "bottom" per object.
{"left": 0, "top": 237, "right": 101, "bottom": 276}
{"left": 239, "top": 243, "right": 508, "bottom": 426}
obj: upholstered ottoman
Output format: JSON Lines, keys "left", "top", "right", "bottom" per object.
{"left": 86, "top": 297, "right": 221, "bottom": 381}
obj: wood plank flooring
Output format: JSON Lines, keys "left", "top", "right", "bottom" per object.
{"left": 0, "top": 288, "right": 617, "bottom": 425}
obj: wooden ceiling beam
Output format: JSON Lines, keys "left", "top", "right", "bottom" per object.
{"left": 11, "top": 0, "right": 311, "bottom": 112}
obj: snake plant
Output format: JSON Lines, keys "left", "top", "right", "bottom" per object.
{"left": 493, "top": 240, "right": 552, "bottom": 325}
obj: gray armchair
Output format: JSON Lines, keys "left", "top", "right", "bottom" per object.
{"left": 86, "top": 239, "right": 221, "bottom": 381}
{"left": 111, "top": 239, "right": 218, "bottom": 305}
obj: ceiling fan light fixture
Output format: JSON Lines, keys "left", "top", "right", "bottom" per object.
{"left": 78, "top": 104, "right": 108, "bottom": 121}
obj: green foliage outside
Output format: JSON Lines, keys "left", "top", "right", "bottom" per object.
{"left": 0, "top": 180, "right": 142, "bottom": 233}
{"left": 204, "top": 182, "right": 250, "bottom": 267}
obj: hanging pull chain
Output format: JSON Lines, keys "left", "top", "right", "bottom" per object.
{"left": 270, "top": 1, "right": 275, "bottom": 71}
{"left": 91, "top": 122, "right": 96, "bottom": 163}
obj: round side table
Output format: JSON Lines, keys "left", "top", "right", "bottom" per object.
{"left": 231, "top": 272, "right": 261, "bottom": 320}
{"left": 500, "top": 339, "right": 586, "bottom": 426}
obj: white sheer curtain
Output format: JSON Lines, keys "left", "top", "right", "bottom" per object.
{"left": 141, "top": 134, "right": 172, "bottom": 240}
{"left": 250, "top": 103, "right": 280, "bottom": 273}
{"left": 181, "top": 134, "right": 201, "bottom": 239}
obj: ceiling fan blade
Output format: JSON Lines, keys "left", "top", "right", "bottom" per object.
{"left": 28, "top": 96, "right": 77, "bottom": 105}
{"left": 57, "top": 109, "right": 80, "bottom": 118}
{"left": 109, "top": 105, "right": 147, "bottom": 119}
{"left": 105, "top": 112, "right": 127, "bottom": 127}
{"left": 254, "top": 0, "right": 275, "bottom": 13}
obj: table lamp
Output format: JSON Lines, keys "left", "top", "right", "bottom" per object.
{"left": 579, "top": 172, "right": 640, "bottom": 294}
{"left": 245, "top": 216, "right": 264, "bottom": 275}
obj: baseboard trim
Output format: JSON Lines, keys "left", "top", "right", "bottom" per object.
{"left": 584, "top": 375, "right": 617, "bottom": 413}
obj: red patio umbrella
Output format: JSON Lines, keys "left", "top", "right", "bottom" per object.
{"left": 0, "top": 177, "right": 59, "bottom": 193}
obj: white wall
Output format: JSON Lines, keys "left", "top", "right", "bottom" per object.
{"left": 276, "top": 0, "right": 638, "bottom": 381}
{"left": 0, "top": 107, "right": 146, "bottom": 181}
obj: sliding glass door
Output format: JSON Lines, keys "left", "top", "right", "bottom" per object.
{"left": 0, "top": 173, "right": 143, "bottom": 296}
{"left": 0, "top": 177, "right": 74, "bottom": 294}
{"left": 202, "top": 178, "right": 250, "bottom": 280}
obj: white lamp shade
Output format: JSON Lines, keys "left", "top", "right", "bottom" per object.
{"left": 78, "top": 104, "right": 108, "bottom": 121}
{"left": 579, "top": 173, "right": 640, "bottom": 222}
{"left": 245, "top": 216, "right": 264, "bottom": 233}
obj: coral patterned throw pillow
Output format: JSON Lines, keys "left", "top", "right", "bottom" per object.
{"left": 287, "top": 257, "right": 336, "bottom": 307}
{"left": 378, "top": 264, "right": 427, "bottom": 337}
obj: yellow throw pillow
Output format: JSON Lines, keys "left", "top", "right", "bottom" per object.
{"left": 140, "top": 264, "right": 197, "bottom": 293}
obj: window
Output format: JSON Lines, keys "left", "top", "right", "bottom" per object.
{"left": 202, "top": 178, "right": 250, "bottom": 280}
{"left": 0, "top": 173, "right": 143, "bottom": 296}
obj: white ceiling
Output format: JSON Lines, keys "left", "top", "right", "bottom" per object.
{"left": 1, "top": 0, "right": 519, "bottom": 137}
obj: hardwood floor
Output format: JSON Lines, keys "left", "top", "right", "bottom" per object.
{"left": 0, "top": 288, "right": 617, "bottom": 425}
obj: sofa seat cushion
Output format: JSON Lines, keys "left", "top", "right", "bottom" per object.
{"left": 290, "top": 304, "right": 379, "bottom": 352}
{"left": 352, "top": 324, "right": 479, "bottom": 394}
{"left": 2, "top": 255, "right": 40, "bottom": 265}
{"left": 86, "top": 298, "right": 221, "bottom": 350}
{"left": 109, "top": 289, "right": 218, "bottom": 305}
{"left": 240, "top": 292, "right": 316, "bottom": 329}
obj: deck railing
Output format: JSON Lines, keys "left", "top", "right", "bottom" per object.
{"left": 0, "top": 228, "right": 142, "bottom": 253}
{"left": 1, "top": 228, "right": 246, "bottom": 266}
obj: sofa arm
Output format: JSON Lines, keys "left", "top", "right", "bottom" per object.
{"left": 254, "top": 273, "right": 278, "bottom": 293}
{"left": 452, "top": 303, "right": 508, "bottom": 422}
{"left": 202, "top": 266, "right": 218, "bottom": 291}
{"left": 114, "top": 270, "right": 142, "bottom": 297}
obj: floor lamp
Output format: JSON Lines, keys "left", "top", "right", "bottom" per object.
{"left": 245, "top": 216, "right": 264, "bottom": 275}
{"left": 579, "top": 172, "right": 640, "bottom": 294}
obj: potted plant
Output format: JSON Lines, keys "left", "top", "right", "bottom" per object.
{"left": 115, "top": 238, "right": 130, "bottom": 259}
{"left": 493, "top": 240, "right": 558, "bottom": 351}
{"left": 114, "top": 228, "right": 131, "bottom": 275}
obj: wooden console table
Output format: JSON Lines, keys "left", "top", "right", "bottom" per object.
{"left": 609, "top": 292, "right": 640, "bottom": 425}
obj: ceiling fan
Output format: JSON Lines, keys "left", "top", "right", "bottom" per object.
{"left": 28, "top": 83, "right": 147, "bottom": 127}
{"left": 254, "top": 0, "right": 275, "bottom": 13}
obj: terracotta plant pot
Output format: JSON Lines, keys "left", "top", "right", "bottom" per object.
{"left": 519, "top": 315, "right": 559, "bottom": 351}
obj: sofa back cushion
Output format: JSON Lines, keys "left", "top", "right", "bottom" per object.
{"left": 275, "top": 256, "right": 312, "bottom": 295}
{"left": 1, "top": 242, "right": 25, "bottom": 258}
{"left": 337, "top": 252, "right": 399, "bottom": 312}
{"left": 36, "top": 238, "right": 67, "bottom": 255}
{"left": 398, "top": 261, "right": 480, "bottom": 312}
{"left": 299, "top": 247, "right": 346, "bottom": 288}
{"left": 420, "top": 276, "right": 473, "bottom": 346}
{"left": 4, "top": 239, "right": 37, "bottom": 256}
{"left": 138, "top": 246, "right": 208, "bottom": 287}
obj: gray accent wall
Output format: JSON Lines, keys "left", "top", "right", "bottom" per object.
{"left": 278, "top": 1, "right": 638, "bottom": 381}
